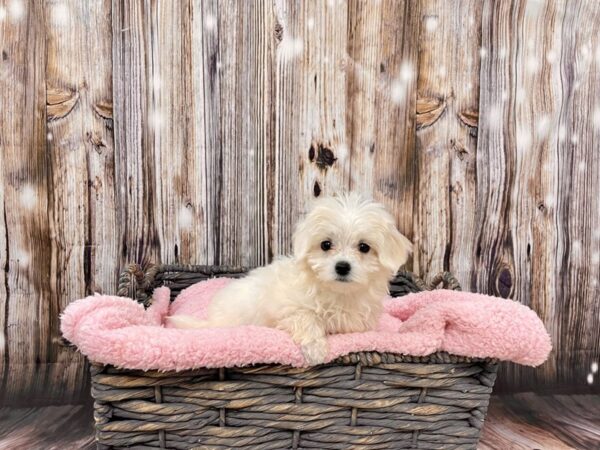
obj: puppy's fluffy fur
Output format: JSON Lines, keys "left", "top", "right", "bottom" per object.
{"left": 168, "top": 194, "right": 412, "bottom": 365}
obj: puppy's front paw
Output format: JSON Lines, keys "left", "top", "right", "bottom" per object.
{"left": 301, "top": 338, "right": 328, "bottom": 366}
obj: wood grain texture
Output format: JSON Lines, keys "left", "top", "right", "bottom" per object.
{"left": 0, "top": 0, "right": 51, "bottom": 404}
{"left": 413, "top": 0, "right": 482, "bottom": 283}
{"left": 1, "top": 0, "right": 600, "bottom": 403}
{"left": 44, "top": 0, "right": 116, "bottom": 403}
{"left": 477, "top": 0, "right": 600, "bottom": 392}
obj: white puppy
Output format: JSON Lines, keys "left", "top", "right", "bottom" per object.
{"left": 168, "top": 193, "right": 412, "bottom": 365}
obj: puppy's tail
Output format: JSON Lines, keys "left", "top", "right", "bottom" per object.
{"left": 166, "top": 315, "right": 210, "bottom": 329}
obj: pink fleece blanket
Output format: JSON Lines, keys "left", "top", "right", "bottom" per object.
{"left": 61, "top": 278, "right": 551, "bottom": 371}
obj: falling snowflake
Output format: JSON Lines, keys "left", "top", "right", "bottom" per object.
{"left": 399, "top": 61, "right": 414, "bottom": 82}
{"left": 479, "top": 47, "right": 487, "bottom": 59}
{"left": 8, "top": 0, "right": 24, "bottom": 21}
{"left": 307, "top": 18, "right": 315, "bottom": 30}
{"left": 593, "top": 107, "right": 600, "bottom": 130}
{"left": 424, "top": 16, "right": 438, "bottom": 32}
{"left": 571, "top": 135, "right": 578, "bottom": 145}
{"left": 516, "top": 126, "right": 532, "bottom": 153}
{"left": 336, "top": 142, "right": 349, "bottom": 160}
{"left": 278, "top": 34, "right": 303, "bottom": 61}
{"left": 20, "top": 185, "right": 37, "bottom": 210}
{"left": 47, "top": 132, "right": 53, "bottom": 141}
{"left": 148, "top": 108, "right": 163, "bottom": 129}
{"left": 51, "top": 2, "right": 69, "bottom": 26}
{"left": 498, "top": 47, "right": 507, "bottom": 59}
{"left": 546, "top": 49, "right": 558, "bottom": 64}
{"left": 486, "top": 104, "right": 503, "bottom": 129}
{"left": 204, "top": 14, "right": 217, "bottom": 31}
{"left": 544, "top": 194, "right": 555, "bottom": 209}
{"left": 571, "top": 240, "right": 582, "bottom": 259}
{"left": 0, "top": 6, "right": 6, "bottom": 21}
{"left": 526, "top": 56, "right": 539, "bottom": 75}
{"left": 536, "top": 115, "right": 551, "bottom": 139}
{"left": 592, "top": 362, "right": 599, "bottom": 374}
{"left": 587, "top": 373, "right": 594, "bottom": 385}
{"left": 592, "top": 252, "right": 599, "bottom": 264}
{"left": 438, "top": 65, "right": 446, "bottom": 79}
{"left": 390, "top": 80, "right": 407, "bottom": 104}
{"left": 14, "top": 247, "right": 30, "bottom": 268}
{"left": 581, "top": 44, "right": 592, "bottom": 63}
{"left": 578, "top": 161, "right": 586, "bottom": 172}
{"left": 150, "top": 74, "right": 161, "bottom": 93}
{"left": 558, "top": 125, "right": 567, "bottom": 142}
{"left": 501, "top": 90, "right": 509, "bottom": 102}
{"left": 178, "top": 205, "right": 193, "bottom": 230}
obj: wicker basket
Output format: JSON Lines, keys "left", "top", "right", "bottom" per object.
{"left": 91, "top": 264, "right": 498, "bottom": 450}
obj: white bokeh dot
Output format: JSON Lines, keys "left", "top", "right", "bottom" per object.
{"left": 587, "top": 373, "right": 594, "bottom": 385}
{"left": 279, "top": 34, "right": 303, "bottom": 61}
{"left": 0, "top": 6, "right": 6, "bottom": 21}
{"left": 178, "top": 205, "right": 193, "bottom": 230}
{"left": 51, "top": 2, "right": 69, "bottom": 26}
{"left": 592, "top": 362, "right": 599, "bottom": 374}
{"left": 546, "top": 49, "right": 558, "bottom": 64}
{"left": 307, "top": 18, "right": 315, "bottom": 30}
{"left": 20, "top": 185, "right": 36, "bottom": 210}
{"left": 480, "top": 47, "right": 487, "bottom": 59}
{"left": 47, "top": 132, "right": 53, "bottom": 141}
{"left": 204, "top": 14, "right": 216, "bottom": 31}
{"left": 148, "top": 108, "right": 163, "bottom": 129}
{"left": 425, "top": 16, "right": 438, "bottom": 32}
{"left": 592, "top": 107, "right": 600, "bottom": 130}
{"left": 8, "top": 0, "right": 25, "bottom": 21}
{"left": 571, "top": 135, "right": 578, "bottom": 145}
{"left": 558, "top": 125, "right": 567, "bottom": 142}
{"left": 536, "top": 115, "right": 551, "bottom": 139}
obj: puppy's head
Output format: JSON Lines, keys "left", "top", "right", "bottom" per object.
{"left": 293, "top": 193, "right": 412, "bottom": 291}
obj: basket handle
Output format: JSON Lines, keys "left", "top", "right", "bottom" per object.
{"left": 426, "top": 271, "right": 461, "bottom": 291}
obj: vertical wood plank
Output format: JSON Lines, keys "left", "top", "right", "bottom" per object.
{"left": 271, "top": 0, "right": 350, "bottom": 256}
{"left": 346, "top": 0, "right": 420, "bottom": 243}
{"left": 0, "top": 0, "right": 51, "bottom": 403}
{"left": 478, "top": 0, "right": 600, "bottom": 391}
{"left": 112, "top": 0, "right": 161, "bottom": 267}
{"left": 413, "top": 0, "right": 482, "bottom": 284}
{"left": 44, "top": 0, "right": 116, "bottom": 401}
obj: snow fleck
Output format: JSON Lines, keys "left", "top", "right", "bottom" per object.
{"left": 8, "top": 0, "right": 24, "bottom": 21}
{"left": 424, "top": 16, "right": 438, "bottom": 32}
{"left": 558, "top": 125, "right": 567, "bottom": 142}
{"left": 571, "top": 240, "right": 582, "bottom": 259}
{"left": 204, "top": 14, "right": 217, "bottom": 31}
{"left": 516, "top": 126, "right": 532, "bottom": 153}
{"left": 546, "top": 49, "right": 558, "bottom": 64}
{"left": 578, "top": 161, "right": 586, "bottom": 172}
{"left": 469, "top": 17, "right": 475, "bottom": 26}
{"left": 150, "top": 74, "right": 161, "bottom": 93}
{"left": 501, "top": 90, "right": 509, "bottom": 102}
{"left": 51, "top": 2, "right": 69, "bottom": 26}
{"left": 20, "top": 185, "right": 36, "bottom": 210}
{"left": 486, "top": 104, "right": 503, "bottom": 129}
{"left": 336, "top": 143, "right": 349, "bottom": 160}
{"left": 399, "top": 61, "right": 414, "bottom": 82}
{"left": 279, "top": 34, "right": 304, "bottom": 61}
{"left": 178, "top": 205, "right": 194, "bottom": 230}
{"left": 438, "top": 65, "right": 446, "bottom": 79}
{"left": 573, "top": 80, "right": 581, "bottom": 92}
{"left": 148, "top": 108, "right": 163, "bottom": 129}
{"left": 498, "top": 47, "right": 507, "bottom": 59}
{"left": 571, "top": 135, "right": 578, "bottom": 145}
{"left": 479, "top": 47, "right": 487, "bottom": 59}
{"left": 544, "top": 194, "right": 555, "bottom": 208}
{"left": 47, "top": 132, "right": 53, "bottom": 141}
{"left": 307, "top": 18, "right": 315, "bottom": 30}
{"left": 592, "top": 107, "right": 600, "bottom": 130}
{"left": 592, "top": 252, "right": 599, "bottom": 264}
{"left": 536, "top": 115, "right": 551, "bottom": 139}
{"left": 14, "top": 247, "right": 30, "bottom": 268}
{"left": 587, "top": 373, "right": 594, "bottom": 385}
{"left": 526, "top": 56, "right": 539, "bottom": 75}
{"left": 592, "top": 362, "right": 599, "bottom": 374}
{"left": 0, "top": 6, "right": 6, "bottom": 21}
{"left": 581, "top": 44, "right": 591, "bottom": 62}
{"left": 467, "top": 82, "right": 473, "bottom": 91}
{"left": 390, "top": 80, "right": 407, "bottom": 104}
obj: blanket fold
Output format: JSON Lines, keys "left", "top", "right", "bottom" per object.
{"left": 61, "top": 278, "right": 551, "bottom": 371}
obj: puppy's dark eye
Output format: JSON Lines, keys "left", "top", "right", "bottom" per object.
{"left": 320, "top": 240, "right": 332, "bottom": 251}
{"left": 358, "top": 243, "right": 371, "bottom": 253}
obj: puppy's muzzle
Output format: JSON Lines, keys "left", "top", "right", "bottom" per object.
{"left": 335, "top": 261, "right": 351, "bottom": 277}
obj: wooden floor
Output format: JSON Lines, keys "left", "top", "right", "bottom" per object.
{"left": 0, "top": 394, "right": 598, "bottom": 449}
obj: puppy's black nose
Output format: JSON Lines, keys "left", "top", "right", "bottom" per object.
{"left": 335, "top": 261, "right": 351, "bottom": 276}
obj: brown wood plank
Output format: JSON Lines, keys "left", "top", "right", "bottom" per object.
{"left": 0, "top": 0, "right": 51, "bottom": 404}
{"left": 413, "top": 0, "right": 482, "bottom": 282}
{"left": 44, "top": 0, "right": 116, "bottom": 403}
{"left": 346, "top": 0, "right": 419, "bottom": 249}
{"left": 477, "top": 0, "right": 600, "bottom": 392}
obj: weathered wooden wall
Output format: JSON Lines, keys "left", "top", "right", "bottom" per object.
{"left": 0, "top": 0, "right": 598, "bottom": 404}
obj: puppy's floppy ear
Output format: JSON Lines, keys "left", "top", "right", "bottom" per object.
{"left": 292, "top": 214, "right": 312, "bottom": 260}
{"left": 378, "top": 225, "right": 413, "bottom": 274}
